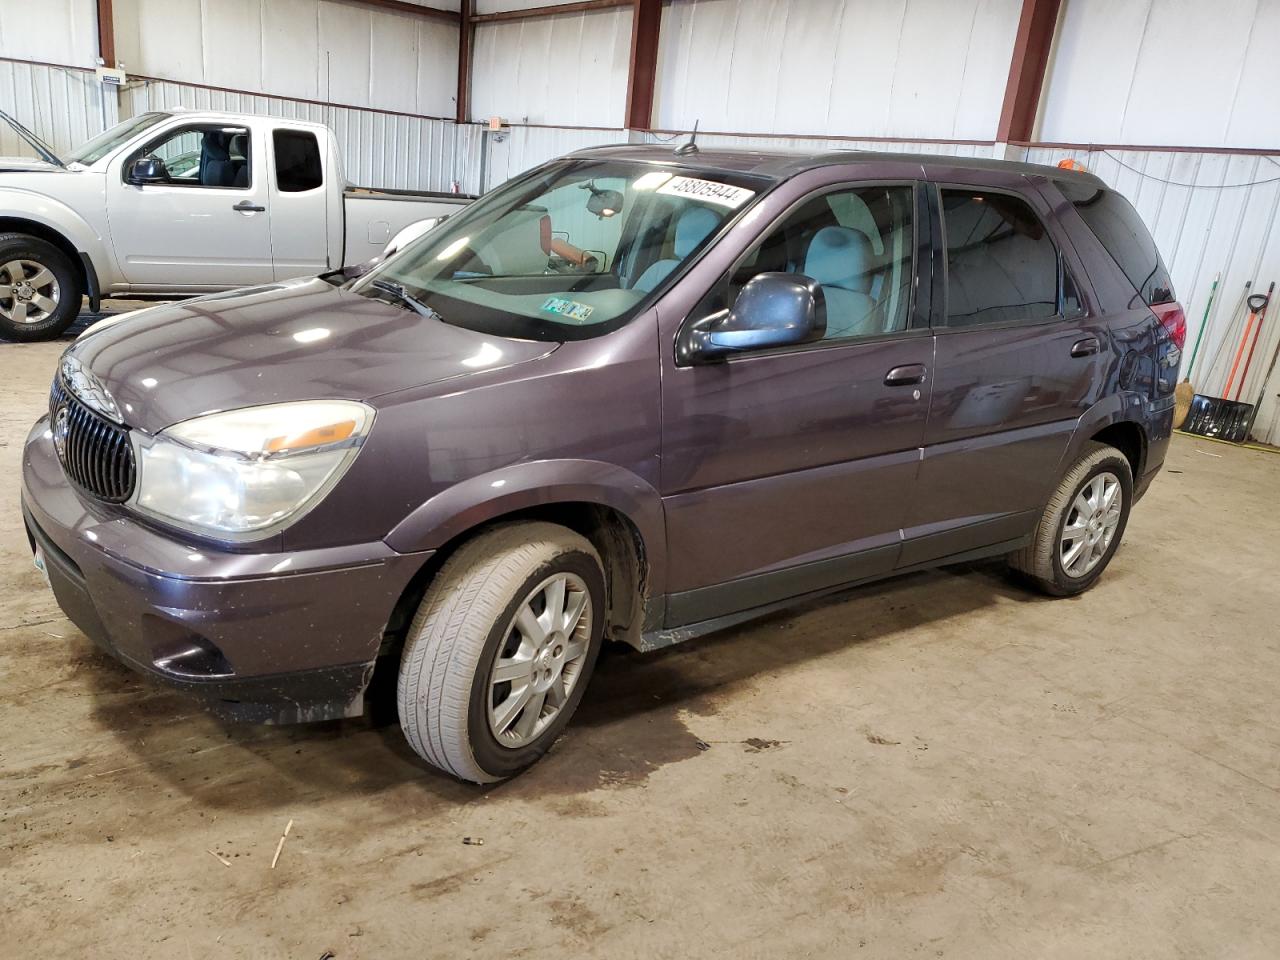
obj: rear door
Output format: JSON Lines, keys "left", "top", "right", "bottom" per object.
{"left": 268, "top": 125, "right": 331, "bottom": 280}
{"left": 105, "top": 120, "right": 274, "bottom": 288}
{"left": 901, "top": 173, "right": 1107, "bottom": 566}
{"left": 660, "top": 179, "right": 934, "bottom": 625}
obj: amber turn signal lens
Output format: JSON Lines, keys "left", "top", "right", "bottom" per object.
{"left": 264, "top": 419, "right": 357, "bottom": 453}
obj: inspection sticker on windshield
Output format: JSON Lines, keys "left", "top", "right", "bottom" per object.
{"left": 541, "top": 297, "right": 594, "bottom": 322}
{"left": 657, "top": 176, "right": 755, "bottom": 209}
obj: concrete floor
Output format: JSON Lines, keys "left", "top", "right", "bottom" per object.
{"left": 3, "top": 311, "right": 1280, "bottom": 959}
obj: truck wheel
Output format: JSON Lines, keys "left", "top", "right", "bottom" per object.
{"left": 1009, "top": 442, "right": 1133, "bottom": 597}
{"left": 0, "top": 234, "right": 83, "bottom": 342}
{"left": 397, "top": 522, "right": 605, "bottom": 783}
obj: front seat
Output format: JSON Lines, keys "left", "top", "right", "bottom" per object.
{"left": 802, "top": 226, "right": 877, "bottom": 338}
{"left": 201, "top": 132, "right": 247, "bottom": 187}
{"left": 227, "top": 133, "right": 250, "bottom": 187}
{"left": 632, "top": 206, "right": 721, "bottom": 293}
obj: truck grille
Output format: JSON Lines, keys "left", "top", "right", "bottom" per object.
{"left": 49, "top": 376, "right": 137, "bottom": 503}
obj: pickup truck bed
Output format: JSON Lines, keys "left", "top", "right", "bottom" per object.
{"left": 342, "top": 188, "right": 474, "bottom": 266}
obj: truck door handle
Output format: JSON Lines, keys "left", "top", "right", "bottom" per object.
{"left": 232, "top": 201, "right": 266, "bottom": 213}
{"left": 1071, "top": 337, "right": 1100, "bottom": 358}
{"left": 884, "top": 364, "right": 927, "bottom": 386}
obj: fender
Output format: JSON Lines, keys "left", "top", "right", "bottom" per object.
{"left": 1059, "top": 391, "right": 1149, "bottom": 475}
{"left": 385, "top": 459, "right": 668, "bottom": 597}
{"left": 0, "top": 185, "right": 120, "bottom": 288}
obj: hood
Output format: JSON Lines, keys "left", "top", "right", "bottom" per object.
{"left": 0, "top": 157, "right": 64, "bottom": 173}
{"left": 67, "top": 277, "right": 558, "bottom": 433}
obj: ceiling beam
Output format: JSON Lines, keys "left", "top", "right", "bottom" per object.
{"left": 457, "top": 0, "right": 474, "bottom": 123}
{"left": 96, "top": 0, "right": 116, "bottom": 68}
{"left": 347, "top": 0, "right": 461, "bottom": 24}
{"left": 623, "top": 0, "right": 660, "bottom": 131}
{"left": 470, "top": 0, "right": 631, "bottom": 25}
{"left": 997, "top": 0, "right": 1063, "bottom": 143}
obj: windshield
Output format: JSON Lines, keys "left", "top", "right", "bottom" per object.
{"left": 355, "top": 159, "right": 769, "bottom": 341}
{"left": 64, "top": 112, "right": 172, "bottom": 166}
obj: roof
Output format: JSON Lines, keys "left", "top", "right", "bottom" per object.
{"left": 568, "top": 142, "right": 1106, "bottom": 187}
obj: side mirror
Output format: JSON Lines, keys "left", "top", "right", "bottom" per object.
{"left": 382, "top": 216, "right": 446, "bottom": 259}
{"left": 128, "top": 156, "right": 169, "bottom": 184}
{"left": 678, "top": 272, "right": 827, "bottom": 364}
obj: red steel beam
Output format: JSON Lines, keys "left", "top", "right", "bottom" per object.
{"left": 457, "top": 0, "right": 474, "bottom": 123}
{"left": 623, "top": 0, "right": 660, "bottom": 130}
{"left": 96, "top": 0, "right": 116, "bottom": 67}
{"left": 470, "top": 0, "right": 631, "bottom": 24}
{"left": 996, "top": 0, "right": 1063, "bottom": 143}
{"left": 348, "top": 0, "right": 460, "bottom": 23}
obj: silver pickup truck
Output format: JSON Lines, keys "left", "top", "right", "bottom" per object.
{"left": 0, "top": 108, "right": 471, "bottom": 340}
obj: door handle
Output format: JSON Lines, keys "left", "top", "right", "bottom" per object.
{"left": 232, "top": 201, "right": 266, "bottom": 212}
{"left": 1071, "top": 337, "right": 1100, "bottom": 358}
{"left": 884, "top": 364, "right": 927, "bottom": 386}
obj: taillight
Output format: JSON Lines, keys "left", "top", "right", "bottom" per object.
{"left": 1152, "top": 301, "right": 1186, "bottom": 349}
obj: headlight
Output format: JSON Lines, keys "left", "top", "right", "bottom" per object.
{"left": 133, "top": 400, "right": 374, "bottom": 540}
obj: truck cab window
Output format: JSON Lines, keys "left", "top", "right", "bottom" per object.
{"left": 132, "top": 125, "right": 251, "bottom": 188}
{"left": 273, "top": 130, "right": 323, "bottom": 192}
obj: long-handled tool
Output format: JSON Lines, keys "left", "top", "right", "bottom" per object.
{"left": 1200, "top": 281, "right": 1251, "bottom": 396}
{"left": 1233, "top": 281, "right": 1273, "bottom": 401}
{"left": 1184, "top": 282, "right": 1274, "bottom": 441}
{"left": 1174, "top": 271, "right": 1220, "bottom": 427}
{"left": 1224, "top": 282, "right": 1273, "bottom": 400}
{"left": 1244, "top": 330, "right": 1280, "bottom": 442}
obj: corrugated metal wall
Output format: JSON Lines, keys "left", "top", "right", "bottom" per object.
{"left": 113, "top": 0, "right": 459, "bottom": 118}
{"left": 1039, "top": 0, "right": 1280, "bottom": 150}
{"left": 469, "top": 6, "right": 633, "bottom": 127}
{"left": 0, "top": 59, "right": 118, "bottom": 157}
{"left": 653, "top": 0, "right": 1021, "bottom": 140}
{"left": 121, "top": 77, "right": 480, "bottom": 192}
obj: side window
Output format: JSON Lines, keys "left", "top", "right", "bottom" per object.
{"left": 1054, "top": 179, "right": 1174, "bottom": 306}
{"left": 694, "top": 184, "right": 916, "bottom": 343}
{"left": 941, "top": 189, "right": 1060, "bottom": 326}
{"left": 273, "top": 129, "right": 323, "bottom": 193}
{"left": 132, "top": 125, "right": 251, "bottom": 188}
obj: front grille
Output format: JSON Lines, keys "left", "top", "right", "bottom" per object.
{"left": 49, "top": 376, "right": 137, "bottom": 503}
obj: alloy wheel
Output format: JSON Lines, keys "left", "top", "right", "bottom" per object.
{"left": 1060, "top": 471, "right": 1122, "bottom": 578}
{"left": 0, "top": 259, "right": 60, "bottom": 325}
{"left": 487, "top": 572, "right": 592, "bottom": 747}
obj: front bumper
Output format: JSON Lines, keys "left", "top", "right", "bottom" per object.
{"left": 21, "top": 416, "right": 431, "bottom": 723}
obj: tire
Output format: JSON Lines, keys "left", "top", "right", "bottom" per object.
{"left": 1009, "top": 441, "right": 1134, "bottom": 597}
{"left": 0, "top": 233, "right": 83, "bottom": 342}
{"left": 397, "top": 522, "right": 606, "bottom": 783}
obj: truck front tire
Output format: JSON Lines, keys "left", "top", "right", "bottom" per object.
{"left": 397, "top": 522, "right": 606, "bottom": 783}
{"left": 0, "top": 233, "right": 83, "bottom": 342}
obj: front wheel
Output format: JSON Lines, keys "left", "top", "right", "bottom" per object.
{"left": 397, "top": 522, "right": 605, "bottom": 783}
{"left": 1009, "top": 442, "right": 1133, "bottom": 597}
{"left": 0, "top": 234, "right": 83, "bottom": 342}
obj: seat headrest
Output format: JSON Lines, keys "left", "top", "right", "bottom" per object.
{"left": 228, "top": 133, "right": 248, "bottom": 160}
{"left": 674, "top": 207, "right": 721, "bottom": 258}
{"left": 803, "top": 226, "right": 873, "bottom": 293}
{"left": 202, "top": 132, "right": 231, "bottom": 161}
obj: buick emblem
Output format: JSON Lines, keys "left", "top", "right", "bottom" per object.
{"left": 53, "top": 405, "right": 70, "bottom": 462}
{"left": 60, "top": 353, "right": 121, "bottom": 422}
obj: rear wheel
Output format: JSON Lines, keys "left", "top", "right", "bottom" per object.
{"left": 396, "top": 522, "right": 605, "bottom": 783}
{"left": 1009, "top": 442, "right": 1133, "bottom": 597}
{"left": 0, "top": 234, "right": 83, "bottom": 342}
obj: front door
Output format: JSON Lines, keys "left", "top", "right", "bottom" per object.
{"left": 105, "top": 121, "right": 274, "bottom": 288}
{"left": 901, "top": 176, "right": 1106, "bottom": 566}
{"left": 661, "top": 181, "right": 933, "bottom": 626}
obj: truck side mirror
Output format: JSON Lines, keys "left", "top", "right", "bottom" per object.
{"left": 128, "top": 156, "right": 169, "bottom": 185}
{"left": 677, "top": 272, "right": 827, "bottom": 364}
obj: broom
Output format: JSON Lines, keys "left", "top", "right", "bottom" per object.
{"left": 1174, "top": 272, "right": 1220, "bottom": 428}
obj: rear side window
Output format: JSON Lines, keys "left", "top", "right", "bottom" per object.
{"left": 1055, "top": 179, "right": 1173, "bottom": 306}
{"left": 273, "top": 130, "right": 323, "bottom": 192}
{"left": 941, "top": 189, "right": 1060, "bottom": 326}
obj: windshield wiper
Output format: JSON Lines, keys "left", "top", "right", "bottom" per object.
{"left": 369, "top": 279, "right": 443, "bottom": 322}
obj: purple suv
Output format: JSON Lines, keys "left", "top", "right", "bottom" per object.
{"left": 21, "top": 146, "right": 1184, "bottom": 782}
